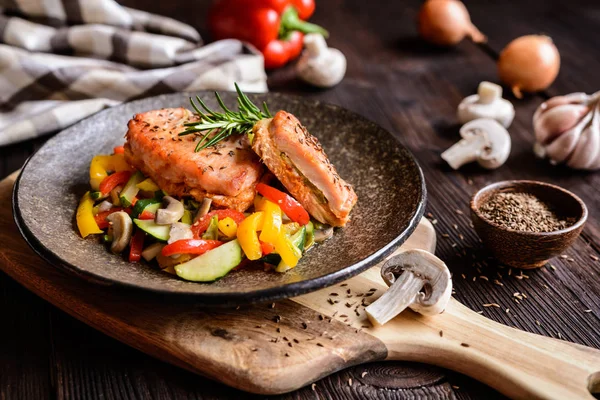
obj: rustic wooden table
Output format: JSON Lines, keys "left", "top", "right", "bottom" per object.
{"left": 1, "top": 1, "right": 599, "bottom": 399}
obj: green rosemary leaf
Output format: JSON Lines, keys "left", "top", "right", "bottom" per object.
{"left": 263, "top": 101, "right": 272, "bottom": 118}
{"left": 181, "top": 83, "right": 273, "bottom": 151}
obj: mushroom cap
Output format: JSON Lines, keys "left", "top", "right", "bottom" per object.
{"left": 460, "top": 118, "right": 511, "bottom": 169}
{"left": 381, "top": 249, "right": 452, "bottom": 316}
{"left": 156, "top": 196, "right": 185, "bottom": 225}
{"left": 457, "top": 93, "right": 515, "bottom": 128}
{"left": 106, "top": 211, "right": 133, "bottom": 254}
{"left": 297, "top": 34, "right": 346, "bottom": 88}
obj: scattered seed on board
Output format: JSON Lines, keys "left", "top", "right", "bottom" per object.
{"left": 591, "top": 255, "right": 599, "bottom": 261}
{"left": 483, "top": 303, "right": 500, "bottom": 308}
{"left": 439, "top": 330, "right": 443, "bottom": 337}
{"left": 312, "top": 383, "right": 317, "bottom": 391}
{"left": 460, "top": 343, "right": 470, "bottom": 347}
{"left": 361, "top": 372, "right": 368, "bottom": 378}
{"left": 584, "top": 309, "right": 592, "bottom": 313}
{"left": 348, "top": 378, "right": 353, "bottom": 386}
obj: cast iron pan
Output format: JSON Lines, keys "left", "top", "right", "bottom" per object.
{"left": 13, "top": 92, "right": 426, "bottom": 306}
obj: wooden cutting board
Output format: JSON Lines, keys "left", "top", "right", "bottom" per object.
{"left": 1, "top": 172, "right": 599, "bottom": 399}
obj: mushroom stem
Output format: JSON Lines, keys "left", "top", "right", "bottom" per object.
{"left": 304, "top": 33, "right": 328, "bottom": 58}
{"left": 365, "top": 271, "right": 424, "bottom": 326}
{"left": 366, "top": 250, "right": 452, "bottom": 326}
{"left": 441, "top": 132, "right": 488, "bottom": 169}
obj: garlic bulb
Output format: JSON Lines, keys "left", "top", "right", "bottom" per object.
{"left": 533, "top": 91, "right": 600, "bottom": 170}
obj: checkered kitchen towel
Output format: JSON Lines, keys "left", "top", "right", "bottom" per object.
{"left": 0, "top": 0, "right": 268, "bottom": 146}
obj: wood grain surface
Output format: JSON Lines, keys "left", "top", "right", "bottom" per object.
{"left": 3, "top": 172, "right": 599, "bottom": 398}
{"left": 1, "top": 0, "right": 600, "bottom": 399}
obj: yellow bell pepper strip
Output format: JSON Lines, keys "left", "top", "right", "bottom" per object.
{"left": 76, "top": 191, "right": 103, "bottom": 238}
{"left": 136, "top": 178, "right": 160, "bottom": 192}
{"left": 259, "top": 200, "right": 282, "bottom": 244}
{"left": 89, "top": 154, "right": 133, "bottom": 190}
{"left": 273, "top": 231, "right": 302, "bottom": 268}
{"left": 237, "top": 212, "right": 265, "bottom": 260}
{"left": 218, "top": 217, "right": 238, "bottom": 238}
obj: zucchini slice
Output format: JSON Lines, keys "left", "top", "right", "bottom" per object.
{"left": 134, "top": 219, "right": 170, "bottom": 241}
{"left": 175, "top": 239, "right": 243, "bottom": 282}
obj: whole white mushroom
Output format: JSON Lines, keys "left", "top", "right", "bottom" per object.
{"left": 297, "top": 34, "right": 346, "bottom": 88}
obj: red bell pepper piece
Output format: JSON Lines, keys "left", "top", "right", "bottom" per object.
{"left": 113, "top": 146, "right": 125, "bottom": 154}
{"left": 291, "top": 0, "right": 315, "bottom": 20}
{"left": 191, "top": 209, "right": 246, "bottom": 238}
{"left": 94, "top": 207, "right": 131, "bottom": 229}
{"left": 138, "top": 210, "right": 155, "bottom": 220}
{"left": 256, "top": 183, "right": 310, "bottom": 225}
{"left": 94, "top": 207, "right": 124, "bottom": 229}
{"left": 99, "top": 170, "right": 132, "bottom": 195}
{"left": 209, "top": 0, "right": 327, "bottom": 69}
{"left": 161, "top": 239, "right": 223, "bottom": 257}
{"left": 260, "top": 241, "right": 275, "bottom": 256}
{"left": 129, "top": 229, "right": 145, "bottom": 262}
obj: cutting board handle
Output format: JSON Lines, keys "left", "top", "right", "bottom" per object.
{"left": 379, "top": 298, "right": 600, "bottom": 399}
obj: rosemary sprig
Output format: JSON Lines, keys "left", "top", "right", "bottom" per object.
{"left": 180, "top": 83, "right": 272, "bottom": 152}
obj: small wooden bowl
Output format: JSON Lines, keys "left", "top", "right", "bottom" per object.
{"left": 470, "top": 180, "right": 587, "bottom": 269}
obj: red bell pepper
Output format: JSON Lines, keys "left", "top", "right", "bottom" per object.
{"left": 113, "top": 146, "right": 125, "bottom": 154}
{"left": 191, "top": 209, "right": 246, "bottom": 238}
{"left": 138, "top": 210, "right": 155, "bottom": 220}
{"left": 256, "top": 183, "right": 310, "bottom": 225}
{"left": 209, "top": 0, "right": 327, "bottom": 69}
{"left": 260, "top": 241, "right": 275, "bottom": 256}
{"left": 161, "top": 239, "right": 223, "bottom": 257}
{"left": 129, "top": 229, "right": 145, "bottom": 262}
{"left": 94, "top": 207, "right": 131, "bottom": 229}
{"left": 99, "top": 170, "right": 132, "bottom": 195}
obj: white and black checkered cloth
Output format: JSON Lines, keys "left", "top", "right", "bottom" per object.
{"left": 0, "top": 0, "right": 268, "bottom": 146}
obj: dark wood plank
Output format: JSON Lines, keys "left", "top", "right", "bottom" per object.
{"left": 0, "top": 274, "right": 53, "bottom": 399}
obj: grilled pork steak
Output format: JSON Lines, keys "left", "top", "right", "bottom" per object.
{"left": 124, "top": 108, "right": 264, "bottom": 211}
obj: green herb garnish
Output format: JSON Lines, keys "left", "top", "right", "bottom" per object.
{"left": 180, "top": 83, "right": 272, "bottom": 152}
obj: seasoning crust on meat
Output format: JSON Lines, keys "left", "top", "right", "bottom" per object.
{"left": 252, "top": 110, "right": 357, "bottom": 226}
{"left": 124, "top": 107, "right": 264, "bottom": 211}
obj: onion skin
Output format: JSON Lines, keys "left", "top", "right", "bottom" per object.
{"left": 418, "top": 0, "right": 486, "bottom": 46}
{"left": 498, "top": 35, "right": 560, "bottom": 98}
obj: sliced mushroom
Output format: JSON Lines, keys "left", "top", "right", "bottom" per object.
{"left": 297, "top": 33, "right": 346, "bottom": 88}
{"left": 97, "top": 200, "right": 113, "bottom": 213}
{"left": 441, "top": 118, "right": 511, "bottom": 170}
{"left": 168, "top": 222, "right": 193, "bottom": 245}
{"left": 365, "top": 250, "right": 452, "bottom": 326}
{"left": 141, "top": 243, "right": 165, "bottom": 262}
{"left": 314, "top": 226, "right": 334, "bottom": 242}
{"left": 155, "top": 196, "right": 185, "bottom": 225}
{"left": 457, "top": 81, "right": 515, "bottom": 128}
{"left": 106, "top": 211, "right": 133, "bottom": 254}
{"left": 194, "top": 198, "right": 212, "bottom": 223}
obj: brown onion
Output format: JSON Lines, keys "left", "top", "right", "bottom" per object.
{"left": 498, "top": 35, "right": 560, "bottom": 98}
{"left": 418, "top": 0, "right": 486, "bottom": 46}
